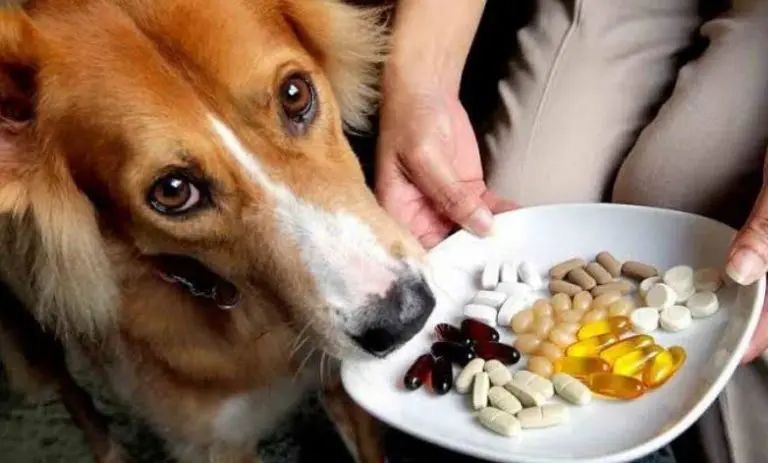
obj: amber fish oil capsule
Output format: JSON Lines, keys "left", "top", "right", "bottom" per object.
{"left": 613, "top": 344, "right": 664, "bottom": 377}
{"left": 643, "top": 346, "right": 687, "bottom": 388}
{"left": 588, "top": 373, "right": 646, "bottom": 400}
{"left": 566, "top": 333, "right": 619, "bottom": 358}
{"left": 599, "top": 335, "right": 654, "bottom": 366}
{"left": 553, "top": 357, "right": 611, "bottom": 380}
{"left": 577, "top": 316, "right": 631, "bottom": 340}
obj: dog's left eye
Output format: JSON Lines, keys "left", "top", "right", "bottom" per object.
{"left": 148, "top": 175, "right": 202, "bottom": 215}
{"left": 279, "top": 73, "right": 317, "bottom": 135}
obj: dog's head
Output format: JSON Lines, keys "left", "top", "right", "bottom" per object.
{"left": 0, "top": 0, "right": 434, "bottom": 358}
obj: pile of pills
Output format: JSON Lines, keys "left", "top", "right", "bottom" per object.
{"left": 403, "top": 319, "right": 520, "bottom": 395}
{"left": 465, "top": 361, "right": 589, "bottom": 436}
{"left": 631, "top": 264, "right": 722, "bottom": 334}
{"left": 402, "top": 251, "right": 727, "bottom": 438}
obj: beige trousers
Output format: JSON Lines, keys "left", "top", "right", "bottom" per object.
{"left": 481, "top": 1, "right": 768, "bottom": 461}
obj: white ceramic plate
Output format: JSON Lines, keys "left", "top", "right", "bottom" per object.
{"left": 341, "top": 204, "right": 765, "bottom": 463}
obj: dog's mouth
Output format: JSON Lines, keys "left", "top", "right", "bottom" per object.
{"left": 149, "top": 254, "right": 240, "bottom": 309}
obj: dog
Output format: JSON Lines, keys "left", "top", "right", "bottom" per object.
{"left": 0, "top": 1, "right": 436, "bottom": 461}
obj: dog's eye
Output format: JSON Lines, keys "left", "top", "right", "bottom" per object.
{"left": 148, "top": 175, "right": 202, "bottom": 215}
{"left": 279, "top": 73, "right": 316, "bottom": 134}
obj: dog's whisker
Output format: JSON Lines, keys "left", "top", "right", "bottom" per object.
{"left": 289, "top": 335, "right": 310, "bottom": 360}
{"left": 293, "top": 347, "right": 316, "bottom": 382}
{"left": 289, "top": 321, "right": 312, "bottom": 350}
{"left": 319, "top": 352, "right": 327, "bottom": 388}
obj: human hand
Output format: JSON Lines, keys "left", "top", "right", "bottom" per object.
{"left": 726, "top": 169, "right": 768, "bottom": 363}
{"left": 375, "top": 79, "right": 515, "bottom": 249}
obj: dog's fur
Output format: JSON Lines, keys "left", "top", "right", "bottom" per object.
{"left": 0, "top": 1, "right": 435, "bottom": 462}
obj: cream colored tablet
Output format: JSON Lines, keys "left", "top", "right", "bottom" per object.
{"left": 477, "top": 407, "right": 521, "bottom": 436}
{"left": 455, "top": 358, "right": 485, "bottom": 394}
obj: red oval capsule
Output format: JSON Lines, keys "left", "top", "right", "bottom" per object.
{"left": 461, "top": 318, "right": 500, "bottom": 343}
{"left": 474, "top": 342, "right": 520, "bottom": 365}
{"left": 431, "top": 356, "right": 453, "bottom": 394}
{"left": 435, "top": 323, "right": 472, "bottom": 346}
{"left": 431, "top": 341, "right": 476, "bottom": 366}
{"left": 403, "top": 354, "right": 434, "bottom": 391}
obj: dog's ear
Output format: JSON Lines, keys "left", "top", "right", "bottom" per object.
{"left": 0, "top": 10, "right": 118, "bottom": 341}
{"left": 281, "top": 0, "right": 389, "bottom": 132}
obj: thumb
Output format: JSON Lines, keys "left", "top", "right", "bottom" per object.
{"left": 727, "top": 183, "right": 768, "bottom": 285}
{"left": 406, "top": 149, "right": 493, "bottom": 238}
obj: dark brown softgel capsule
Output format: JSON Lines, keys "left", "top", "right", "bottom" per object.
{"left": 435, "top": 323, "right": 472, "bottom": 346}
{"left": 403, "top": 354, "right": 434, "bottom": 391}
{"left": 431, "top": 356, "right": 453, "bottom": 394}
{"left": 474, "top": 342, "right": 521, "bottom": 365}
{"left": 431, "top": 341, "right": 476, "bottom": 366}
{"left": 461, "top": 319, "right": 500, "bottom": 343}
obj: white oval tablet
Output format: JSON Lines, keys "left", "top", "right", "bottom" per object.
{"left": 500, "top": 262, "right": 519, "bottom": 283}
{"left": 482, "top": 260, "right": 501, "bottom": 290}
{"left": 639, "top": 276, "right": 661, "bottom": 297}
{"left": 495, "top": 281, "right": 533, "bottom": 298}
{"left": 473, "top": 372, "right": 490, "bottom": 410}
{"left": 497, "top": 295, "right": 529, "bottom": 327}
{"left": 630, "top": 307, "right": 660, "bottom": 333}
{"left": 517, "top": 404, "right": 569, "bottom": 429}
{"left": 686, "top": 291, "right": 720, "bottom": 318}
{"left": 464, "top": 304, "right": 497, "bottom": 326}
{"left": 663, "top": 265, "right": 694, "bottom": 294}
{"left": 660, "top": 305, "right": 692, "bottom": 332}
{"left": 517, "top": 261, "right": 543, "bottom": 290}
{"left": 694, "top": 268, "right": 723, "bottom": 292}
{"left": 488, "top": 386, "right": 522, "bottom": 414}
{"left": 504, "top": 379, "right": 546, "bottom": 407}
{"left": 472, "top": 290, "right": 508, "bottom": 308}
{"left": 484, "top": 360, "right": 512, "bottom": 387}
{"left": 551, "top": 373, "right": 592, "bottom": 405}
{"left": 477, "top": 407, "right": 521, "bottom": 436}
{"left": 512, "top": 370, "right": 554, "bottom": 400}
{"left": 645, "top": 283, "right": 677, "bottom": 309}
{"left": 455, "top": 358, "right": 485, "bottom": 394}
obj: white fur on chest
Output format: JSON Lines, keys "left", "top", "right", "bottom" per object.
{"left": 212, "top": 376, "right": 313, "bottom": 445}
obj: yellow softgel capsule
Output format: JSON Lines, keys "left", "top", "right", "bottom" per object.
{"left": 566, "top": 333, "right": 619, "bottom": 358}
{"left": 587, "top": 373, "right": 646, "bottom": 399}
{"left": 553, "top": 357, "right": 610, "bottom": 380}
{"left": 576, "top": 316, "right": 631, "bottom": 340}
{"left": 642, "top": 345, "right": 687, "bottom": 388}
{"left": 599, "top": 335, "right": 654, "bottom": 366}
{"left": 613, "top": 345, "right": 664, "bottom": 377}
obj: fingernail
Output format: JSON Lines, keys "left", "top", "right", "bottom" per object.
{"left": 464, "top": 207, "right": 494, "bottom": 237}
{"left": 726, "top": 249, "right": 766, "bottom": 286}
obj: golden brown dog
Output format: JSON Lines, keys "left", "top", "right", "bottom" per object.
{"left": 0, "top": 1, "right": 435, "bottom": 461}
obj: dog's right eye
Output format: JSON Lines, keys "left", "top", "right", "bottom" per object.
{"left": 148, "top": 174, "right": 203, "bottom": 215}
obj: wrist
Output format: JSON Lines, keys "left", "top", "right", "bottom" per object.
{"left": 384, "top": 49, "right": 464, "bottom": 96}
{"left": 384, "top": 0, "right": 486, "bottom": 96}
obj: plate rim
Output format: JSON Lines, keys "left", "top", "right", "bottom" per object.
{"left": 341, "top": 203, "right": 766, "bottom": 463}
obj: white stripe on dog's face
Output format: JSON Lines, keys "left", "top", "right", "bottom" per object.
{"left": 209, "top": 115, "right": 398, "bottom": 310}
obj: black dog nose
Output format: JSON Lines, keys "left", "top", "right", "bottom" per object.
{"left": 351, "top": 275, "right": 435, "bottom": 357}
